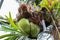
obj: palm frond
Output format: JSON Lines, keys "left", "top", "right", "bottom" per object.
{"left": 0, "top": 26, "right": 19, "bottom": 32}
{"left": 5, "top": 35, "right": 20, "bottom": 40}
{"left": 5, "top": 12, "right": 20, "bottom": 31}
{"left": 0, "top": 34, "right": 19, "bottom": 39}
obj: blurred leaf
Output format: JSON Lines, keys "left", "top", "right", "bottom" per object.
{"left": 54, "top": 2, "right": 60, "bottom": 19}
{"left": 57, "top": 2, "right": 60, "bottom": 9}
{"left": 5, "top": 36, "right": 14, "bottom": 40}
{"left": 0, "top": 26, "right": 19, "bottom": 32}
{"left": 0, "top": 15, "right": 9, "bottom": 25}
{"left": 39, "top": 1, "right": 46, "bottom": 7}
{"left": 39, "top": 0, "right": 59, "bottom": 10}
{"left": 5, "top": 35, "right": 20, "bottom": 40}
{"left": 0, "top": 16, "right": 4, "bottom": 19}
{"left": 56, "top": 9, "right": 60, "bottom": 16}
{"left": 5, "top": 12, "right": 20, "bottom": 31}
{"left": 17, "top": 18, "right": 30, "bottom": 35}
{"left": 39, "top": 0, "right": 48, "bottom": 8}
{"left": 30, "top": 22, "right": 40, "bottom": 37}
{"left": 43, "top": 0, "right": 48, "bottom": 5}
{"left": 0, "top": 34, "right": 18, "bottom": 39}
{"left": 51, "top": 0, "right": 58, "bottom": 8}
{"left": 34, "top": 2, "right": 37, "bottom": 8}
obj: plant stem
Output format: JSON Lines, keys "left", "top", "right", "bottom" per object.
{"left": 47, "top": 8, "right": 60, "bottom": 40}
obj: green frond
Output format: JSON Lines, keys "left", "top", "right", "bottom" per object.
{"left": 5, "top": 12, "right": 20, "bottom": 31}
{"left": 0, "top": 26, "right": 19, "bottom": 32}
{"left": 0, "top": 34, "right": 19, "bottom": 39}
